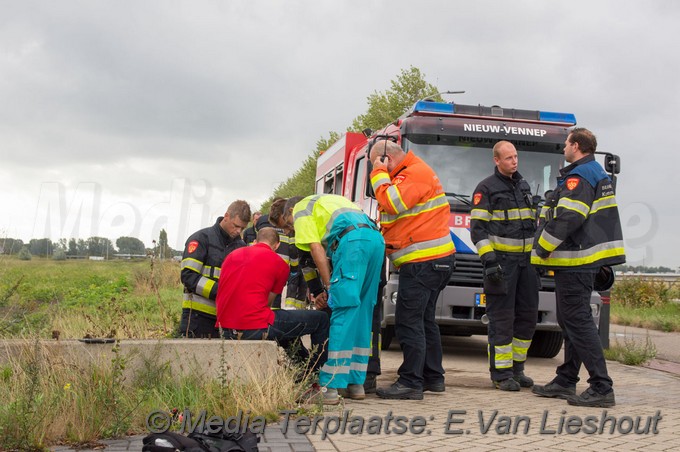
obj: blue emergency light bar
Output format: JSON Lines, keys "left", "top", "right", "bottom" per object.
{"left": 411, "top": 100, "right": 576, "bottom": 125}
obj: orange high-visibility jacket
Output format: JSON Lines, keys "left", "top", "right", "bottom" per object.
{"left": 370, "top": 151, "right": 455, "bottom": 267}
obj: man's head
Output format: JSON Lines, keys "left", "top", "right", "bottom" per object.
{"left": 493, "top": 141, "right": 518, "bottom": 177}
{"left": 220, "top": 200, "right": 251, "bottom": 238}
{"left": 268, "top": 197, "right": 287, "bottom": 229}
{"left": 251, "top": 211, "right": 262, "bottom": 224}
{"left": 564, "top": 127, "right": 597, "bottom": 163}
{"left": 281, "top": 196, "right": 304, "bottom": 234}
{"left": 254, "top": 227, "right": 280, "bottom": 251}
{"left": 369, "top": 140, "right": 406, "bottom": 172}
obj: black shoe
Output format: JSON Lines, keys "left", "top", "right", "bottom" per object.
{"left": 423, "top": 381, "right": 445, "bottom": 392}
{"left": 567, "top": 388, "right": 615, "bottom": 408}
{"left": 513, "top": 372, "right": 534, "bottom": 388}
{"left": 364, "top": 373, "right": 377, "bottom": 394}
{"left": 494, "top": 378, "right": 520, "bottom": 391}
{"left": 532, "top": 381, "right": 576, "bottom": 399}
{"left": 376, "top": 382, "right": 423, "bottom": 400}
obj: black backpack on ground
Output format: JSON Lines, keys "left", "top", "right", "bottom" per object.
{"left": 142, "top": 429, "right": 259, "bottom": 452}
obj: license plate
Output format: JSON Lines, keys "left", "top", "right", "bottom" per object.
{"left": 475, "top": 293, "right": 486, "bottom": 307}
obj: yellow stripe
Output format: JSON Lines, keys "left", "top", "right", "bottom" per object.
{"left": 531, "top": 247, "right": 625, "bottom": 266}
{"left": 392, "top": 241, "right": 455, "bottom": 267}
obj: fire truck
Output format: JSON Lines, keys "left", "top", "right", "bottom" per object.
{"left": 315, "top": 98, "right": 620, "bottom": 358}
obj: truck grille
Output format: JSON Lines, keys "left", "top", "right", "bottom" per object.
{"left": 450, "top": 253, "right": 484, "bottom": 286}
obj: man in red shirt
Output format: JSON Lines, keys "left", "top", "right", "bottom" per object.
{"left": 216, "top": 227, "right": 329, "bottom": 371}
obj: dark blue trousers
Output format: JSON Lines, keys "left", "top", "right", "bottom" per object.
{"left": 553, "top": 270, "right": 613, "bottom": 394}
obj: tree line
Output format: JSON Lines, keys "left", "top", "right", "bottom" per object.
{"left": 1, "top": 229, "right": 176, "bottom": 260}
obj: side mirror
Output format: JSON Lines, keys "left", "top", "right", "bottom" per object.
{"left": 604, "top": 153, "right": 621, "bottom": 175}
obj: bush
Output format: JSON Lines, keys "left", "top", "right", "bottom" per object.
{"left": 53, "top": 249, "right": 67, "bottom": 261}
{"left": 611, "top": 278, "right": 671, "bottom": 308}
{"left": 18, "top": 246, "right": 32, "bottom": 261}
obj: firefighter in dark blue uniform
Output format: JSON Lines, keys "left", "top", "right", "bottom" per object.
{"left": 531, "top": 128, "right": 625, "bottom": 408}
{"left": 179, "top": 200, "right": 250, "bottom": 338}
{"left": 471, "top": 140, "right": 539, "bottom": 392}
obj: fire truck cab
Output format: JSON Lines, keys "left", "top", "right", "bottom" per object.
{"left": 315, "top": 99, "right": 616, "bottom": 358}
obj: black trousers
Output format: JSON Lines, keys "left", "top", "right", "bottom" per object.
{"left": 486, "top": 253, "right": 539, "bottom": 381}
{"left": 178, "top": 309, "right": 220, "bottom": 338}
{"left": 394, "top": 255, "right": 454, "bottom": 389}
{"left": 553, "top": 271, "right": 613, "bottom": 394}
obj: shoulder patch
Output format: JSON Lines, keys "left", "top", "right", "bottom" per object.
{"left": 473, "top": 192, "right": 482, "bottom": 205}
{"left": 566, "top": 177, "right": 580, "bottom": 191}
{"left": 393, "top": 175, "right": 406, "bottom": 185}
{"left": 187, "top": 240, "right": 199, "bottom": 254}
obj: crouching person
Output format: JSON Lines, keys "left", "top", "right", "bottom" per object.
{"left": 215, "top": 227, "right": 329, "bottom": 373}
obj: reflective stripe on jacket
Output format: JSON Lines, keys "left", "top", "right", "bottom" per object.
{"left": 531, "top": 155, "right": 626, "bottom": 269}
{"left": 370, "top": 151, "right": 454, "bottom": 267}
{"left": 470, "top": 168, "right": 536, "bottom": 265}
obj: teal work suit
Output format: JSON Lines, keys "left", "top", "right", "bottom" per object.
{"left": 293, "top": 195, "right": 385, "bottom": 389}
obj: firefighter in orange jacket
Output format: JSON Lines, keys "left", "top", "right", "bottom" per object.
{"left": 370, "top": 139, "right": 455, "bottom": 400}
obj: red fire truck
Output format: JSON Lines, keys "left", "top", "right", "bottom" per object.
{"left": 315, "top": 98, "right": 619, "bottom": 358}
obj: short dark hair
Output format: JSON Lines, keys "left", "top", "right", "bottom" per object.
{"left": 256, "top": 227, "right": 279, "bottom": 246}
{"left": 226, "top": 200, "right": 251, "bottom": 224}
{"left": 269, "top": 197, "right": 287, "bottom": 223}
{"left": 569, "top": 128, "right": 597, "bottom": 154}
{"left": 283, "top": 196, "right": 304, "bottom": 220}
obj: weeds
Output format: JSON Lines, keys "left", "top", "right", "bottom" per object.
{"left": 604, "top": 332, "right": 657, "bottom": 366}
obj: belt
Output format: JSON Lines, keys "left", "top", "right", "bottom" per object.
{"left": 330, "top": 223, "right": 376, "bottom": 251}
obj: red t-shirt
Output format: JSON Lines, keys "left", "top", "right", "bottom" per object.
{"left": 215, "top": 242, "right": 289, "bottom": 330}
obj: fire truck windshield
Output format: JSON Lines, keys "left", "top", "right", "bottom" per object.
{"left": 403, "top": 135, "right": 567, "bottom": 205}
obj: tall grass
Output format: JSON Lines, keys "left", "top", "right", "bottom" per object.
{"left": 0, "top": 338, "right": 312, "bottom": 450}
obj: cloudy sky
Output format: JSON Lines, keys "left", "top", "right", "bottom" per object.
{"left": 1, "top": 1, "right": 678, "bottom": 267}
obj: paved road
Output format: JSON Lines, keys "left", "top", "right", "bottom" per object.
{"left": 51, "top": 327, "right": 680, "bottom": 451}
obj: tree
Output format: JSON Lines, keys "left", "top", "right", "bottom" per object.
{"left": 350, "top": 66, "right": 440, "bottom": 133}
{"left": 76, "top": 239, "right": 88, "bottom": 256}
{"left": 158, "top": 229, "right": 173, "bottom": 259}
{"left": 18, "top": 246, "right": 32, "bottom": 260}
{"left": 0, "top": 238, "right": 24, "bottom": 255}
{"left": 116, "top": 236, "right": 146, "bottom": 255}
{"left": 29, "top": 238, "right": 53, "bottom": 257}
{"left": 87, "top": 236, "right": 115, "bottom": 258}
{"left": 67, "top": 238, "right": 78, "bottom": 256}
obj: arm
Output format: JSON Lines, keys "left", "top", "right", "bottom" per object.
{"left": 369, "top": 164, "right": 426, "bottom": 215}
{"left": 535, "top": 176, "right": 593, "bottom": 258}
{"left": 180, "top": 235, "right": 218, "bottom": 300}
{"left": 470, "top": 183, "right": 497, "bottom": 266}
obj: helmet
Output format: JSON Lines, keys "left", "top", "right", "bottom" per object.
{"left": 594, "top": 266, "right": 615, "bottom": 292}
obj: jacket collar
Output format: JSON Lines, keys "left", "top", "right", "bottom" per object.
{"left": 390, "top": 151, "right": 417, "bottom": 178}
{"left": 560, "top": 154, "right": 595, "bottom": 177}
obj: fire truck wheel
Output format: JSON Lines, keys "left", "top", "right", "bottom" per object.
{"left": 527, "top": 330, "right": 564, "bottom": 358}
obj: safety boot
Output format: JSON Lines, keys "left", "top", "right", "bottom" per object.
{"left": 494, "top": 378, "right": 521, "bottom": 391}
{"left": 513, "top": 372, "right": 534, "bottom": 388}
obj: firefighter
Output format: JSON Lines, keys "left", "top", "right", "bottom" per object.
{"left": 179, "top": 200, "right": 250, "bottom": 338}
{"left": 370, "top": 140, "right": 455, "bottom": 401}
{"left": 281, "top": 194, "right": 385, "bottom": 404}
{"left": 470, "top": 140, "right": 539, "bottom": 391}
{"left": 531, "top": 127, "right": 625, "bottom": 408}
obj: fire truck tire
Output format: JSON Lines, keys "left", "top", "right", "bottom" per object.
{"left": 381, "top": 326, "right": 395, "bottom": 349}
{"left": 527, "top": 330, "right": 564, "bottom": 358}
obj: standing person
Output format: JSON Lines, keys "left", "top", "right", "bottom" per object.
{"left": 179, "top": 200, "right": 250, "bottom": 338}
{"left": 281, "top": 194, "right": 385, "bottom": 404}
{"left": 215, "top": 227, "right": 329, "bottom": 373}
{"left": 370, "top": 140, "right": 455, "bottom": 400}
{"left": 531, "top": 128, "right": 625, "bottom": 408}
{"left": 242, "top": 211, "right": 262, "bottom": 245}
{"left": 470, "top": 140, "right": 539, "bottom": 391}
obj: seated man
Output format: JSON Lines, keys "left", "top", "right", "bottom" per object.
{"left": 215, "top": 227, "right": 329, "bottom": 373}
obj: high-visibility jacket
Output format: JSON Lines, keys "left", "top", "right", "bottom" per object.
{"left": 470, "top": 168, "right": 536, "bottom": 265}
{"left": 180, "top": 217, "right": 246, "bottom": 316}
{"left": 370, "top": 151, "right": 455, "bottom": 267}
{"left": 531, "top": 154, "right": 626, "bottom": 269}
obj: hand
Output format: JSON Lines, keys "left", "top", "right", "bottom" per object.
{"left": 484, "top": 262, "right": 504, "bottom": 284}
{"left": 313, "top": 291, "right": 328, "bottom": 309}
{"left": 372, "top": 155, "right": 388, "bottom": 172}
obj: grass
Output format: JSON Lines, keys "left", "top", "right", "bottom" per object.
{"left": 0, "top": 256, "right": 181, "bottom": 339}
{"left": 610, "top": 277, "right": 680, "bottom": 332}
{"left": 604, "top": 332, "right": 657, "bottom": 366}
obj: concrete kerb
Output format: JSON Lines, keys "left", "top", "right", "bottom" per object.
{"left": 0, "top": 339, "right": 281, "bottom": 384}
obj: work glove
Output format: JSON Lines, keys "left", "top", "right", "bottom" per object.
{"left": 484, "top": 260, "right": 504, "bottom": 284}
